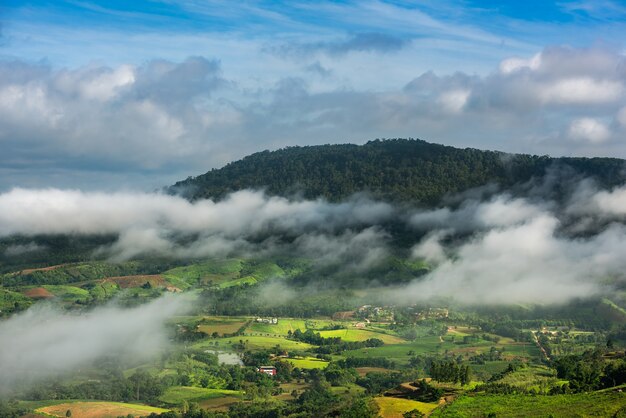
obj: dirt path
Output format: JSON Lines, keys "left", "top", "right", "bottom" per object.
{"left": 19, "top": 263, "right": 70, "bottom": 275}
{"left": 532, "top": 331, "right": 551, "bottom": 361}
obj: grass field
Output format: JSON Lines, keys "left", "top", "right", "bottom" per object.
{"left": 355, "top": 367, "right": 394, "bottom": 376}
{"left": 432, "top": 391, "right": 626, "bottom": 417}
{"left": 344, "top": 335, "right": 451, "bottom": 364}
{"left": 199, "top": 395, "right": 242, "bottom": 410}
{"left": 41, "top": 285, "right": 90, "bottom": 302}
{"left": 218, "top": 275, "right": 257, "bottom": 288}
{"left": 468, "top": 361, "right": 511, "bottom": 381}
{"left": 197, "top": 318, "right": 248, "bottom": 336}
{"left": 501, "top": 342, "right": 541, "bottom": 358}
{"left": 85, "top": 281, "right": 119, "bottom": 300}
{"left": 374, "top": 396, "right": 439, "bottom": 417}
{"left": 35, "top": 401, "right": 169, "bottom": 418}
{"left": 248, "top": 318, "right": 307, "bottom": 335}
{"left": 318, "top": 328, "right": 406, "bottom": 344}
{"left": 497, "top": 364, "right": 563, "bottom": 393}
{"left": 163, "top": 259, "right": 243, "bottom": 288}
{"left": 446, "top": 327, "right": 479, "bottom": 337}
{"left": 195, "top": 334, "right": 314, "bottom": 351}
{"left": 162, "top": 259, "right": 286, "bottom": 290}
{"left": 275, "top": 382, "right": 310, "bottom": 401}
{"left": 0, "top": 288, "right": 31, "bottom": 312}
{"left": 159, "top": 386, "right": 242, "bottom": 405}
{"left": 102, "top": 274, "right": 165, "bottom": 288}
{"left": 329, "top": 383, "right": 366, "bottom": 396}
{"left": 288, "top": 357, "right": 329, "bottom": 369}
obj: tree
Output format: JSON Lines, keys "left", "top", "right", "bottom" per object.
{"left": 461, "top": 365, "right": 471, "bottom": 386}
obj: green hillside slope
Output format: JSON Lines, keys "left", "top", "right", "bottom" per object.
{"left": 170, "top": 138, "right": 625, "bottom": 203}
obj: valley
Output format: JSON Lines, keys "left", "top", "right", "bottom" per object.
{"left": 2, "top": 255, "right": 626, "bottom": 417}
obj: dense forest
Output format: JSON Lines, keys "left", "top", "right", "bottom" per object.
{"left": 169, "top": 139, "right": 626, "bottom": 204}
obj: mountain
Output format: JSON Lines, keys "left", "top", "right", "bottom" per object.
{"left": 170, "top": 138, "right": 626, "bottom": 204}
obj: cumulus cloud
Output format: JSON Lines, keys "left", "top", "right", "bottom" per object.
{"left": 0, "top": 57, "right": 224, "bottom": 183}
{"left": 0, "top": 294, "right": 189, "bottom": 393}
{"left": 499, "top": 53, "right": 542, "bottom": 74}
{"left": 2, "top": 45, "right": 626, "bottom": 189}
{"left": 438, "top": 89, "right": 471, "bottom": 113}
{"left": 568, "top": 117, "right": 611, "bottom": 143}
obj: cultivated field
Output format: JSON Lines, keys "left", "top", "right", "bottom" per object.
{"left": 35, "top": 401, "right": 169, "bottom": 418}
{"left": 431, "top": 391, "right": 626, "bottom": 417}
{"left": 194, "top": 334, "right": 314, "bottom": 351}
{"left": 318, "top": 328, "right": 406, "bottom": 344}
{"left": 196, "top": 316, "right": 249, "bottom": 336}
{"left": 375, "top": 396, "right": 439, "bottom": 417}
{"left": 248, "top": 318, "right": 307, "bottom": 335}
{"left": 159, "top": 386, "right": 243, "bottom": 406}
{"left": 103, "top": 274, "right": 169, "bottom": 288}
{"left": 288, "top": 356, "right": 329, "bottom": 369}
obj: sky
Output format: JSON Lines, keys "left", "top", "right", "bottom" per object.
{"left": 2, "top": 1, "right": 626, "bottom": 190}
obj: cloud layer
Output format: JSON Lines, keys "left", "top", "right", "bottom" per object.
{"left": 2, "top": 46, "right": 626, "bottom": 190}
{"left": 0, "top": 294, "right": 188, "bottom": 393}
{"left": 0, "top": 188, "right": 393, "bottom": 269}
{"left": 3, "top": 183, "right": 626, "bottom": 305}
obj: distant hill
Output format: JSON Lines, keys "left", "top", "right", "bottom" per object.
{"left": 171, "top": 138, "right": 626, "bottom": 204}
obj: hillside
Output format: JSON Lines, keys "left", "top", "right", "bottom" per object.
{"left": 170, "top": 139, "right": 626, "bottom": 203}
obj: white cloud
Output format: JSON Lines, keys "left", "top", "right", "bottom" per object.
{"left": 438, "top": 89, "right": 471, "bottom": 113}
{"left": 400, "top": 211, "right": 625, "bottom": 305}
{"left": 411, "top": 231, "right": 448, "bottom": 264}
{"left": 0, "top": 188, "right": 394, "bottom": 263}
{"left": 409, "top": 194, "right": 545, "bottom": 231}
{"left": 55, "top": 64, "right": 136, "bottom": 101}
{"left": 1, "top": 46, "right": 626, "bottom": 189}
{"left": 540, "top": 78, "right": 622, "bottom": 104}
{"left": 398, "top": 185, "right": 626, "bottom": 304}
{"left": 568, "top": 117, "right": 611, "bottom": 143}
{"left": 499, "top": 53, "right": 541, "bottom": 74}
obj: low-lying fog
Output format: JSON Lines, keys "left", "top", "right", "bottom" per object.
{"left": 0, "top": 294, "right": 189, "bottom": 394}
{"left": 2, "top": 178, "right": 626, "bottom": 306}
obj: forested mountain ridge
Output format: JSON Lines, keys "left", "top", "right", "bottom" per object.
{"left": 170, "top": 139, "right": 626, "bottom": 203}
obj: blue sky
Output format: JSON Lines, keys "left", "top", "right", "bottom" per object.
{"left": 4, "top": 0, "right": 623, "bottom": 69}
{"left": 1, "top": 1, "right": 626, "bottom": 190}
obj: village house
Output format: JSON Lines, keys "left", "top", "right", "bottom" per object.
{"left": 257, "top": 366, "right": 277, "bottom": 376}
